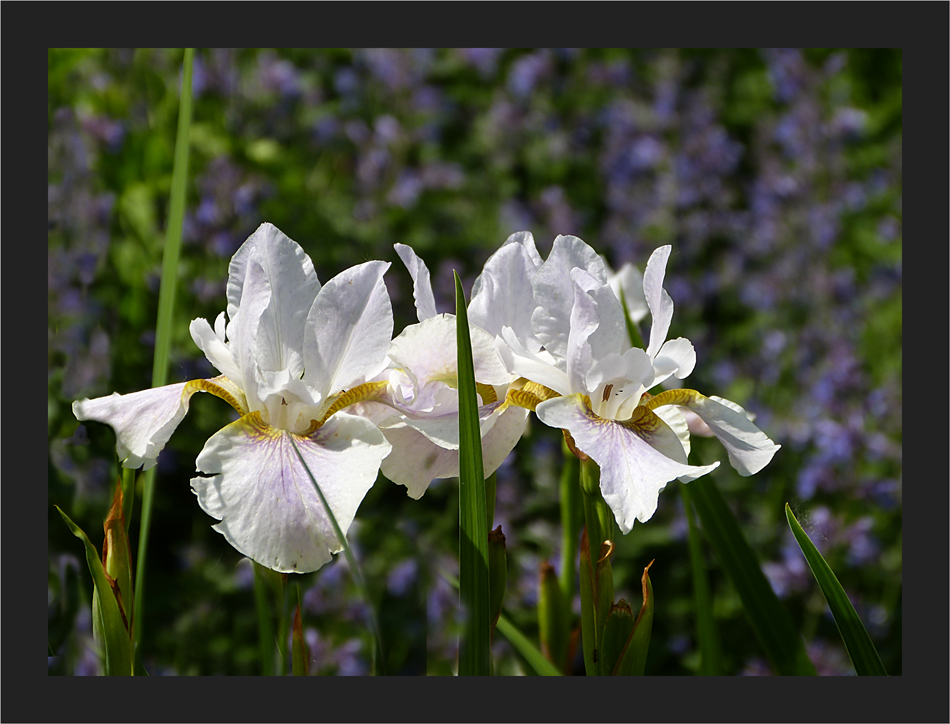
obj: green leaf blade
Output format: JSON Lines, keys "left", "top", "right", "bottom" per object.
{"left": 56, "top": 506, "right": 133, "bottom": 676}
{"left": 786, "top": 504, "right": 887, "bottom": 676}
{"left": 455, "top": 271, "right": 491, "bottom": 676}
{"left": 680, "top": 484, "right": 722, "bottom": 675}
{"left": 688, "top": 478, "right": 816, "bottom": 675}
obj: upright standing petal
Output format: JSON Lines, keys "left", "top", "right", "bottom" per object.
{"left": 469, "top": 240, "right": 542, "bottom": 347}
{"left": 643, "top": 245, "right": 674, "bottom": 359}
{"left": 531, "top": 234, "right": 608, "bottom": 364}
{"left": 304, "top": 261, "right": 393, "bottom": 403}
{"left": 192, "top": 411, "right": 391, "bottom": 574}
{"left": 394, "top": 243, "right": 439, "bottom": 322}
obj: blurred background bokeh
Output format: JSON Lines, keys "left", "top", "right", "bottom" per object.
{"left": 48, "top": 48, "right": 901, "bottom": 676}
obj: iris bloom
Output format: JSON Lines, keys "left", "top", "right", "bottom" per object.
{"left": 498, "top": 235, "right": 780, "bottom": 533}
{"left": 356, "top": 239, "right": 532, "bottom": 498}
{"left": 73, "top": 224, "right": 395, "bottom": 573}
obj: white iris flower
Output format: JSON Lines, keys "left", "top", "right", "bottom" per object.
{"left": 497, "top": 235, "right": 780, "bottom": 534}
{"left": 356, "top": 236, "right": 537, "bottom": 498}
{"left": 73, "top": 223, "right": 395, "bottom": 573}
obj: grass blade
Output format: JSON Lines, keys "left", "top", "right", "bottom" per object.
{"left": 252, "top": 562, "right": 277, "bottom": 676}
{"left": 785, "top": 504, "right": 887, "bottom": 675}
{"left": 688, "top": 477, "right": 816, "bottom": 675}
{"left": 454, "top": 271, "right": 491, "bottom": 676}
{"left": 680, "top": 484, "right": 722, "bottom": 675}
{"left": 134, "top": 47, "right": 195, "bottom": 668}
{"left": 288, "top": 437, "right": 386, "bottom": 675}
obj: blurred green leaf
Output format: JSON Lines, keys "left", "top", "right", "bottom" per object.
{"left": 613, "top": 561, "right": 654, "bottom": 676}
{"left": 681, "top": 484, "right": 722, "bottom": 675}
{"left": 786, "top": 504, "right": 887, "bottom": 676}
{"left": 688, "top": 478, "right": 816, "bottom": 675}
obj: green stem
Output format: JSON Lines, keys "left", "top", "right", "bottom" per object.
{"left": 681, "top": 484, "right": 722, "bottom": 675}
{"left": 253, "top": 562, "right": 276, "bottom": 676}
{"left": 558, "top": 443, "right": 580, "bottom": 606}
{"left": 133, "top": 47, "right": 194, "bottom": 671}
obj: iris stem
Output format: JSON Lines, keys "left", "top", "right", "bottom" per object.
{"left": 133, "top": 47, "right": 194, "bottom": 671}
{"left": 558, "top": 441, "right": 580, "bottom": 606}
{"left": 253, "top": 561, "right": 277, "bottom": 676}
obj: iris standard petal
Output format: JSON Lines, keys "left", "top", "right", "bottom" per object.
{"left": 531, "top": 234, "right": 608, "bottom": 363}
{"left": 226, "top": 222, "right": 320, "bottom": 329}
{"left": 642, "top": 245, "right": 674, "bottom": 360}
{"left": 72, "top": 377, "right": 246, "bottom": 470}
{"left": 468, "top": 241, "right": 542, "bottom": 347}
{"left": 394, "top": 243, "right": 439, "bottom": 322}
{"left": 191, "top": 411, "right": 391, "bottom": 574}
{"left": 497, "top": 327, "right": 571, "bottom": 395}
{"left": 645, "top": 389, "right": 780, "bottom": 476}
{"left": 389, "top": 314, "right": 512, "bottom": 391}
{"left": 608, "top": 262, "right": 648, "bottom": 323}
{"left": 304, "top": 260, "right": 393, "bottom": 403}
{"left": 536, "top": 395, "right": 719, "bottom": 534}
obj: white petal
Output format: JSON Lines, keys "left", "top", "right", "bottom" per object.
{"left": 304, "top": 261, "right": 394, "bottom": 402}
{"left": 570, "top": 267, "right": 626, "bottom": 372}
{"left": 608, "top": 262, "right": 648, "bottom": 323}
{"left": 388, "top": 314, "right": 512, "bottom": 388}
{"left": 504, "top": 230, "right": 542, "bottom": 268}
{"left": 652, "top": 391, "right": 780, "bottom": 476}
{"left": 190, "top": 317, "right": 243, "bottom": 383}
{"left": 227, "top": 223, "right": 320, "bottom": 327}
{"left": 643, "top": 245, "right": 674, "bottom": 359}
{"left": 469, "top": 241, "right": 541, "bottom": 345}
{"left": 394, "top": 243, "right": 438, "bottom": 322}
{"left": 497, "top": 327, "right": 571, "bottom": 395}
{"left": 73, "top": 380, "right": 217, "bottom": 470}
{"left": 536, "top": 395, "right": 718, "bottom": 534}
{"left": 565, "top": 272, "right": 598, "bottom": 394}
{"left": 652, "top": 337, "right": 696, "bottom": 385}
{"left": 531, "top": 234, "right": 607, "bottom": 362}
{"left": 192, "top": 411, "right": 390, "bottom": 574}
{"left": 651, "top": 404, "right": 692, "bottom": 458}
{"left": 381, "top": 423, "right": 462, "bottom": 499}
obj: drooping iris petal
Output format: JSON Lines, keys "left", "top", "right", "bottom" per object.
{"left": 469, "top": 237, "right": 542, "bottom": 348}
{"left": 191, "top": 411, "right": 391, "bottom": 574}
{"left": 394, "top": 243, "right": 438, "bottom": 322}
{"left": 72, "top": 377, "right": 246, "bottom": 470}
{"left": 646, "top": 390, "right": 780, "bottom": 476}
{"left": 531, "top": 234, "right": 608, "bottom": 363}
{"left": 536, "top": 394, "right": 719, "bottom": 534}
{"left": 304, "top": 260, "right": 393, "bottom": 403}
{"left": 380, "top": 424, "right": 461, "bottom": 499}
{"left": 642, "top": 245, "right": 674, "bottom": 360}
{"left": 381, "top": 404, "right": 530, "bottom": 499}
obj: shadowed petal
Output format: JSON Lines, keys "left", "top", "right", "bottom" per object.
{"left": 643, "top": 245, "right": 674, "bottom": 359}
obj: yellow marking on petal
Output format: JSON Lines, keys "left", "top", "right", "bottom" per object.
{"left": 617, "top": 405, "right": 666, "bottom": 436}
{"left": 183, "top": 376, "right": 249, "bottom": 415}
{"left": 303, "top": 380, "right": 390, "bottom": 435}
{"left": 476, "top": 383, "right": 498, "bottom": 405}
{"left": 642, "top": 388, "right": 703, "bottom": 411}
{"left": 504, "top": 379, "right": 562, "bottom": 412}
{"left": 233, "top": 410, "right": 281, "bottom": 441}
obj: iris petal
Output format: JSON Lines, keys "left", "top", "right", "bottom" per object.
{"left": 191, "top": 411, "right": 390, "bottom": 574}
